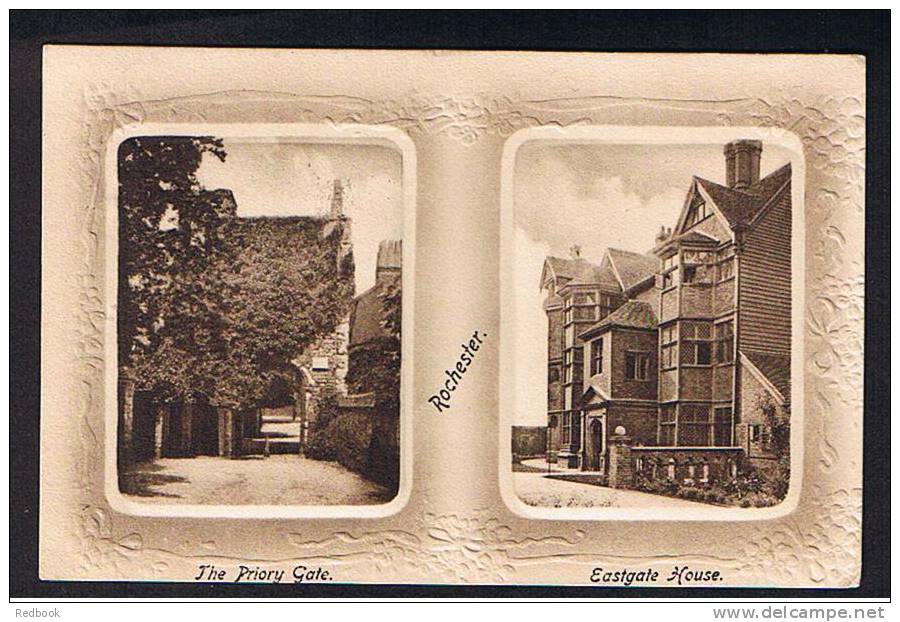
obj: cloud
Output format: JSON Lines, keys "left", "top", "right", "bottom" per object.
{"left": 511, "top": 151, "right": 687, "bottom": 426}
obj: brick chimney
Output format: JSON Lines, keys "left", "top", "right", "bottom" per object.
{"left": 655, "top": 225, "right": 672, "bottom": 246}
{"left": 375, "top": 240, "right": 402, "bottom": 285}
{"left": 724, "top": 140, "right": 762, "bottom": 189}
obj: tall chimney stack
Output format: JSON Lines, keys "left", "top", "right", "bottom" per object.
{"left": 724, "top": 140, "right": 762, "bottom": 189}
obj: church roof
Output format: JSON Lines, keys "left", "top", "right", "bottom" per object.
{"left": 695, "top": 163, "right": 792, "bottom": 229}
{"left": 579, "top": 300, "right": 658, "bottom": 339}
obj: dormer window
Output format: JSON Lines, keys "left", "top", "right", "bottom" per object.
{"left": 685, "top": 199, "right": 708, "bottom": 228}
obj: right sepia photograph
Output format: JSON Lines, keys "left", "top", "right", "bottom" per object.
{"left": 506, "top": 135, "right": 799, "bottom": 512}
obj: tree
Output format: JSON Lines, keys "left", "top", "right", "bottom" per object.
{"left": 118, "top": 136, "right": 232, "bottom": 402}
{"left": 119, "top": 136, "right": 356, "bottom": 410}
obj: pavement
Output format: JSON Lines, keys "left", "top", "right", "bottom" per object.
{"left": 121, "top": 455, "right": 391, "bottom": 506}
{"left": 514, "top": 459, "right": 708, "bottom": 509}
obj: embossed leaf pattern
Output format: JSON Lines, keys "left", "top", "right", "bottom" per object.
{"left": 71, "top": 86, "right": 862, "bottom": 585}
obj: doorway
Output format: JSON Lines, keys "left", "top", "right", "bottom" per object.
{"left": 590, "top": 418, "right": 605, "bottom": 472}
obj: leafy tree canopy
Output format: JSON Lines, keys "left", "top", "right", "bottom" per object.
{"left": 119, "top": 136, "right": 354, "bottom": 408}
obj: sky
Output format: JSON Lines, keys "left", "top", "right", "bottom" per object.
{"left": 512, "top": 141, "right": 793, "bottom": 425}
{"left": 196, "top": 140, "right": 403, "bottom": 294}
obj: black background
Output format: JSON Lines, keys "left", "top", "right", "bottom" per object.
{"left": 10, "top": 10, "right": 890, "bottom": 600}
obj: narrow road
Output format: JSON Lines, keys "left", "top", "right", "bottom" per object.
{"left": 122, "top": 455, "right": 391, "bottom": 505}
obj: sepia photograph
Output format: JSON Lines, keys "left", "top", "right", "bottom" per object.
{"left": 114, "top": 135, "right": 405, "bottom": 507}
{"left": 508, "top": 137, "right": 797, "bottom": 510}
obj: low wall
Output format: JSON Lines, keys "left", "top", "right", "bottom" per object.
{"left": 628, "top": 447, "right": 744, "bottom": 486}
{"left": 511, "top": 425, "right": 548, "bottom": 460}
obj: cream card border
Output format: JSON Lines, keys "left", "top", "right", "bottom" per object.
{"left": 41, "top": 47, "right": 863, "bottom": 586}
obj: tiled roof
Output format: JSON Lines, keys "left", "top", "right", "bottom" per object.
{"left": 696, "top": 163, "right": 792, "bottom": 229}
{"left": 350, "top": 240, "right": 401, "bottom": 348}
{"left": 743, "top": 349, "right": 791, "bottom": 402}
{"left": 544, "top": 256, "right": 621, "bottom": 290}
{"left": 607, "top": 248, "right": 658, "bottom": 291}
{"left": 579, "top": 300, "right": 658, "bottom": 339}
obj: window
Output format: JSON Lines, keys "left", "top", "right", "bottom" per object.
{"left": 679, "top": 405, "right": 712, "bottom": 446}
{"left": 681, "top": 250, "right": 714, "bottom": 284}
{"left": 589, "top": 338, "right": 604, "bottom": 376}
{"left": 685, "top": 200, "right": 708, "bottom": 228}
{"left": 563, "top": 349, "right": 573, "bottom": 384}
{"left": 715, "top": 320, "right": 735, "bottom": 364}
{"left": 717, "top": 258, "right": 734, "bottom": 281}
{"left": 700, "top": 463, "right": 710, "bottom": 483}
{"left": 681, "top": 322, "right": 713, "bottom": 365}
{"left": 625, "top": 351, "right": 650, "bottom": 380}
{"left": 660, "top": 325, "right": 677, "bottom": 369}
{"left": 714, "top": 407, "right": 733, "bottom": 446}
{"left": 562, "top": 412, "right": 571, "bottom": 444}
{"left": 564, "top": 297, "right": 573, "bottom": 324}
{"left": 749, "top": 424, "right": 771, "bottom": 450}
{"left": 574, "top": 305, "right": 597, "bottom": 321}
{"left": 659, "top": 405, "right": 676, "bottom": 446}
{"left": 717, "top": 247, "right": 736, "bottom": 282}
{"left": 661, "top": 254, "right": 678, "bottom": 290}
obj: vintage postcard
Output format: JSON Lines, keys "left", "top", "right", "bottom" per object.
{"left": 41, "top": 47, "right": 864, "bottom": 587}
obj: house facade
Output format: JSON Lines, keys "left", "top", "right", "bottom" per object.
{"left": 542, "top": 140, "right": 791, "bottom": 473}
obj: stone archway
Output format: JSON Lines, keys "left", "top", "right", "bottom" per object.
{"left": 293, "top": 366, "right": 316, "bottom": 447}
{"left": 587, "top": 416, "right": 606, "bottom": 472}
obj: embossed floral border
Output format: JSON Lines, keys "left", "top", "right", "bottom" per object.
{"left": 45, "top": 53, "right": 863, "bottom": 587}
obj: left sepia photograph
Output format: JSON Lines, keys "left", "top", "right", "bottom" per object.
{"left": 114, "top": 134, "right": 405, "bottom": 507}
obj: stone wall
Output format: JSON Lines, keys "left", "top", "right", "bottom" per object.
{"left": 292, "top": 317, "right": 350, "bottom": 427}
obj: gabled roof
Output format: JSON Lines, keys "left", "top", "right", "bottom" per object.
{"left": 741, "top": 349, "right": 790, "bottom": 404}
{"left": 694, "top": 163, "right": 792, "bottom": 230}
{"left": 579, "top": 300, "right": 658, "bottom": 340}
{"left": 582, "top": 378, "right": 611, "bottom": 402}
{"left": 541, "top": 256, "right": 620, "bottom": 291}
{"left": 349, "top": 240, "right": 402, "bottom": 348}
{"left": 671, "top": 230, "right": 719, "bottom": 245}
{"left": 606, "top": 248, "right": 658, "bottom": 292}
